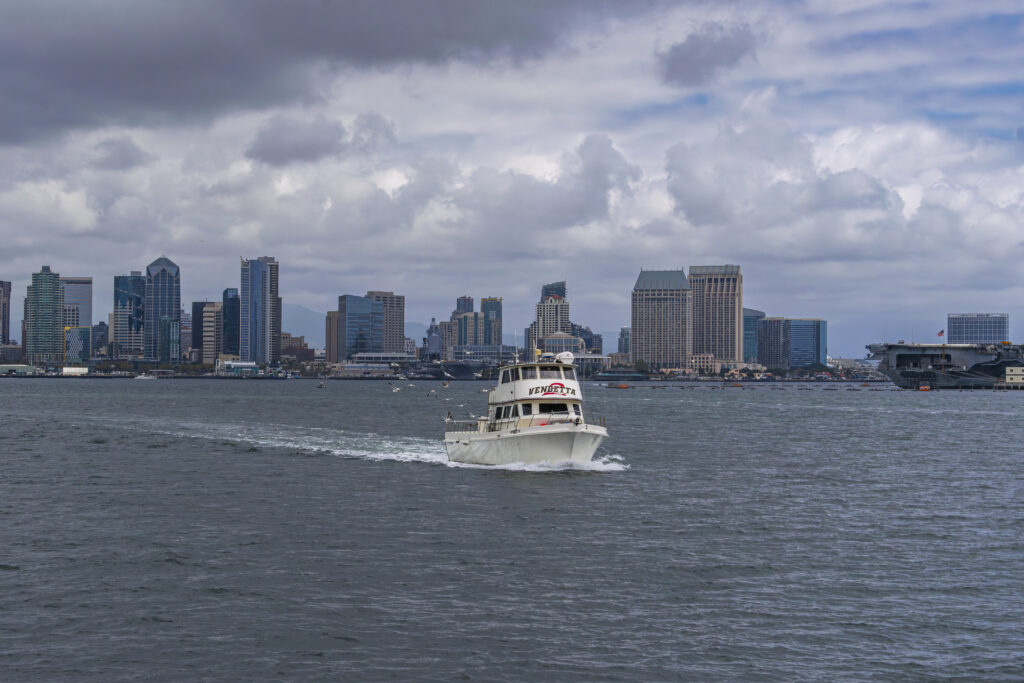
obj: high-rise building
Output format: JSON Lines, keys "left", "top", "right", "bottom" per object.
{"left": 756, "top": 317, "right": 789, "bottom": 369}
{"left": 201, "top": 302, "right": 224, "bottom": 365}
{"left": 0, "top": 280, "right": 11, "bottom": 345}
{"left": 222, "top": 288, "right": 240, "bottom": 356}
{"left": 325, "top": 310, "right": 340, "bottom": 363}
{"left": 530, "top": 296, "right": 571, "bottom": 350}
{"left": 742, "top": 308, "right": 765, "bottom": 363}
{"left": 92, "top": 321, "right": 108, "bottom": 357}
{"left": 63, "top": 327, "right": 92, "bottom": 364}
{"left": 191, "top": 301, "right": 210, "bottom": 351}
{"left": 688, "top": 265, "right": 742, "bottom": 362}
{"left": 481, "top": 297, "right": 502, "bottom": 346}
{"left": 366, "top": 291, "right": 405, "bottom": 353}
{"left": 455, "top": 296, "right": 474, "bottom": 315}
{"left": 455, "top": 311, "right": 486, "bottom": 346}
{"left": 25, "top": 266, "right": 64, "bottom": 365}
{"left": 788, "top": 319, "right": 827, "bottom": 368}
{"left": 112, "top": 272, "right": 146, "bottom": 359}
{"left": 947, "top": 313, "right": 1009, "bottom": 344}
{"left": 337, "top": 294, "right": 384, "bottom": 360}
{"left": 60, "top": 276, "right": 93, "bottom": 359}
{"left": 179, "top": 310, "right": 192, "bottom": 361}
{"left": 240, "top": 256, "right": 281, "bottom": 365}
{"left": 144, "top": 256, "right": 181, "bottom": 362}
{"left": 630, "top": 269, "right": 691, "bottom": 370}
{"left": 541, "top": 281, "right": 567, "bottom": 300}
{"left": 618, "top": 326, "right": 630, "bottom": 354}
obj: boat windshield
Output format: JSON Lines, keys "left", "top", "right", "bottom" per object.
{"left": 539, "top": 366, "right": 562, "bottom": 379}
{"left": 538, "top": 402, "right": 569, "bottom": 413}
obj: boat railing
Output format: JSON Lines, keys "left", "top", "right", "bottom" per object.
{"left": 445, "top": 413, "right": 607, "bottom": 434}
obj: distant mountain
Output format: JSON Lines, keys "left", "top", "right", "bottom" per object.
{"left": 282, "top": 303, "right": 326, "bottom": 349}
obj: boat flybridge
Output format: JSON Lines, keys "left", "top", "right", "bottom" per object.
{"left": 444, "top": 352, "right": 608, "bottom": 466}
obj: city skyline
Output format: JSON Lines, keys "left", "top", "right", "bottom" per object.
{"left": 2, "top": 3, "right": 1024, "bottom": 357}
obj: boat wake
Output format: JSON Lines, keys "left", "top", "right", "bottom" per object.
{"left": 113, "top": 417, "right": 628, "bottom": 473}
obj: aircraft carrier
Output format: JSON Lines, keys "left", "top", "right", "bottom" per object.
{"left": 866, "top": 341, "right": 1024, "bottom": 389}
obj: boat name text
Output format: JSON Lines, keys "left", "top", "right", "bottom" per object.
{"left": 529, "top": 382, "right": 577, "bottom": 397}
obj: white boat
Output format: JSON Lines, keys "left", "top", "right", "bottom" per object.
{"left": 134, "top": 374, "right": 159, "bottom": 380}
{"left": 444, "top": 352, "right": 608, "bottom": 466}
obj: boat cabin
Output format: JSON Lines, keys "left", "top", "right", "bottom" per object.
{"left": 487, "top": 356, "right": 586, "bottom": 430}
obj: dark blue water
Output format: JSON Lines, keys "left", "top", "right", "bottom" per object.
{"left": 1, "top": 378, "right": 1022, "bottom": 680}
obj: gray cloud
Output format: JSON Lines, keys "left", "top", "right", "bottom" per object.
{"left": 92, "top": 136, "right": 151, "bottom": 170}
{"left": 245, "top": 115, "right": 347, "bottom": 166}
{"left": 0, "top": 1, "right": 667, "bottom": 144}
{"left": 657, "top": 22, "right": 757, "bottom": 86}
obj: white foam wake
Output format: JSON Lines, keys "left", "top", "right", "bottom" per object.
{"left": 119, "top": 417, "right": 628, "bottom": 473}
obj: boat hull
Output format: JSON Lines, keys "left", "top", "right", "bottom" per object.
{"left": 444, "top": 423, "right": 607, "bottom": 466}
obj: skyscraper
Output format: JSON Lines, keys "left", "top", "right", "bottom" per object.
{"left": 788, "top": 319, "right": 827, "bottom": 368}
{"left": 481, "top": 297, "right": 502, "bottom": 346}
{"left": 191, "top": 301, "right": 210, "bottom": 351}
{"left": 631, "top": 269, "right": 691, "bottom": 370}
{"left": 112, "top": 272, "right": 146, "bottom": 359}
{"left": 144, "top": 256, "right": 181, "bottom": 362}
{"left": 366, "top": 291, "right": 405, "bottom": 353}
{"left": 201, "top": 302, "right": 224, "bottom": 365}
{"left": 0, "top": 280, "right": 11, "bottom": 345}
{"left": 530, "top": 295, "right": 571, "bottom": 350}
{"left": 688, "top": 265, "right": 742, "bottom": 362}
{"left": 240, "top": 256, "right": 281, "bottom": 365}
{"left": 742, "top": 308, "right": 765, "bottom": 363}
{"left": 756, "top": 317, "right": 789, "bottom": 369}
{"left": 60, "top": 276, "right": 93, "bottom": 360}
{"left": 455, "top": 296, "right": 474, "bottom": 315}
{"left": 325, "top": 310, "right": 340, "bottom": 363}
{"left": 947, "top": 313, "right": 1008, "bottom": 344}
{"left": 25, "top": 266, "right": 64, "bottom": 365}
{"left": 618, "top": 326, "right": 630, "bottom": 355}
{"left": 337, "top": 294, "right": 384, "bottom": 360}
{"left": 541, "top": 281, "right": 567, "bottom": 300}
{"left": 222, "top": 288, "right": 240, "bottom": 356}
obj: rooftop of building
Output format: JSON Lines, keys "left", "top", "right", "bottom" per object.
{"left": 633, "top": 269, "right": 689, "bottom": 291}
{"left": 689, "top": 265, "right": 741, "bottom": 275}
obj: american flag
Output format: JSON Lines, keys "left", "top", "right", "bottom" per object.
{"left": 937, "top": 330, "right": 945, "bottom": 337}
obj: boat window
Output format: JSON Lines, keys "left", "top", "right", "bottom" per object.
{"left": 502, "top": 406, "right": 512, "bottom": 419}
{"left": 538, "top": 403, "right": 568, "bottom": 414}
{"left": 511, "top": 367, "right": 521, "bottom": 381}
{"left": 525, "top": 367, "right": 539, "bottom": 379}
{"left": 510, "top": 404, "right": 519, "bottom": 417}
{"left": 500, "top": 370, "right": 510, "bottom": 384}
{"left": 520, "top": 403, "right": 532, "bottom": 416}
{"left": 573, "top": 404, "right": 581, "bottom": 415}
{"left": 563, "top": 368, "right": 577, "bottom": 381}
{"left": 540, "top": 366, "right": 562, "bottom": 379}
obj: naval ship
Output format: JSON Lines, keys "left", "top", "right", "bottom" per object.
{"left": 867, "top": 341, "right": 1024, "bottom": 389}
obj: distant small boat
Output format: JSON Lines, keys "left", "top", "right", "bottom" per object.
{"left": 318, "top": 381, "right": 326, "bottom": 389}
{"left": 134, "top": 374, "right": 158, "bottom": 380}
{"left": 616, "top": 383, "right": 629, "bottom": 389}
{"left": 919, "top": 385, "right": 931, "bottom": 392}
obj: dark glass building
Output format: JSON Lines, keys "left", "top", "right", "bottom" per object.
{"left": 541, "top": 281, "right": 567, "bottom": 300}
{"left": 222, "top": 288, "right": 240, "bottom": 356}
{"left": 144, "top": 256, "right": 181, "bottom": 362}
{"left": 742, "top": 308, "right": 765, "bottom": 363}
{"left": 481, "top": 297, "right": 502, "bottom": 346}
{"left": 337, "top": 294, "right": 384, "bottom": 359}
{"left": 113, "top": 272, "right": 146, "bottom": 359}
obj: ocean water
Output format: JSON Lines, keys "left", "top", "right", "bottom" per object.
{"left": 1, "top": 378, "right": 1022, "bottom": 681}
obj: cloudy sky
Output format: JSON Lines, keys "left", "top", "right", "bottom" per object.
{"left": 2, "top": 0, "right": 1023, "bottom": 356}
